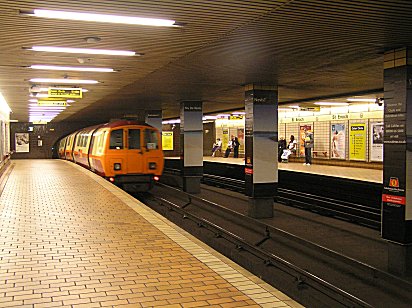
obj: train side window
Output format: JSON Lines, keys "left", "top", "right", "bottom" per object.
{"left": 128, "top": 129, "right": 141, "bottom": 149}
{"left": 144, "top": 129, "right": 159, "bottom": 150}
{"left": 110, "top": 129, "right": 124, "bottom": 149}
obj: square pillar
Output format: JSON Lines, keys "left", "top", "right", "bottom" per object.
{"left": 180, "top": 101, "right": 203, "bottom": 193}
{"left": 244, "top": 84, "right": 278, "bottom": 218}
{"left": 382, "top": 47, "right": 412, "bottom": 275}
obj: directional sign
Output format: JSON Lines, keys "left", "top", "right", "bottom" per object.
{"left": 38, "top": 101, "right": 67, "bottom": 107}
{"left": 48, "top": 88, "right": 82, "bottom": 98}
{"left": 300, "top": 106, "right": 320, "bottom": 112}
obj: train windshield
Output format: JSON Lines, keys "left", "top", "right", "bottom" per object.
{"left": 110, "top": 129, "right": 124, "bottom": 149}
{"left": 128, "top": 129, "right": 141, "bottom": 149}
{"left": 144, "top": 129, "right": 159, "bottom": 150}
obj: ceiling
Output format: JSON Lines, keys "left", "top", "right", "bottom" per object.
{"left": 0, "top": 0, "right": 411, "bottom": 123}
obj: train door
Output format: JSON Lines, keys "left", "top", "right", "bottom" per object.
{"left": 125, "top": 128, "right": 143, "bottom": 173}
{"left": 143, "top": 128, "right": 163, "bottom": 174}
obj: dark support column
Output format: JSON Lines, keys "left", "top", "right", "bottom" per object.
{"left": 180, "top": 101, "right": 203, "bottom": 193}
{"left": 382, "top": 47, "right": 412, "bottom": 276}
{"left": 244, "top": 84, "right": 278, "bottom": 218}
{"left": 145, "top": 110, "right": 163, "bottom": 132}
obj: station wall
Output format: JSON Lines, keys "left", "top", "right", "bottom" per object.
{"left": 10, "top": 121, "right": 99, "bottom": 159}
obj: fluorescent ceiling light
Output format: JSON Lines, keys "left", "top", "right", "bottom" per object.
{"left": 287, "top": 105, "right": 300, "bottom": 109}
{"left": 314, "top": 102, "right": 349, "bottom": 106}
{"left": 232, "top": 112, "right": 246, "bottom": 115}
{"left": 30, "top": 46, "right": 137, "bottom": 56}
{"left": 30, "top": 65, "right": 114, "bottom": 72}
{"left": 30, "top": 106, "right": 66, "bottom": 110}
{"left": 30, "top": 78, "right": 99, "bottom": 84}
{"left": 31, "top": 9, "right": 177, "bottom": 27}
{"left": 203, "top": 116, "right": 217, "bottom": 120}
{"left": 28, "top": 99, "right": 38, "bottom": 103}
{"left": 346, "top": 98, "right": 377, "bottom": 102}
{"left": 66, "top": 100, "right": 75, "bottom": 103}
{"left": 162, "top": 119, "right": 180, "bottom": 124}
{"left": 29, "top": 103, "right": 67, "bottom": 107}
{"left": 216, "top": 114, "right": 231, "bottom": 117}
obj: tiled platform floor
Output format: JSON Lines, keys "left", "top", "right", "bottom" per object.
{"left": 0, "top": 160, "right": 302, "bottom": 308}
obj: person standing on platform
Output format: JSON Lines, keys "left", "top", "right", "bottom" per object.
{"left": 211, "top": 138, "right": 222, "bottom": 157}
{"left": 278, "top": 137, "right": 286, "bottom": 162}
{"left": 233, "top": 136, "right": 240, "bottom": 158}
{"left": 303, "top": 128, "right": 314, "bottom": 165}
{"left": 224, "top": 136, "right": 234, "bottom": 158}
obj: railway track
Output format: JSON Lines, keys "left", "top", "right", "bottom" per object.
{"left": 202, "top": 173, "right": 381, "bottom": 229}
{"left": 163, "top": 160, "right": 382, "bottom": 229}
{"left": 137, "top": 183, "right": 412, "bottom": 308}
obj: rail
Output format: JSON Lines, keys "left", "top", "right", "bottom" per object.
{"left": 147, "top": 183, "right": 374, "bottom": 308}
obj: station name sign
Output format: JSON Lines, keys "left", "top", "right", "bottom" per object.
{"left": 48, "top": 88, "right": 82, "bottom": 98}
{"left": 38, "top": 101, "right": 67, "bottom": 107}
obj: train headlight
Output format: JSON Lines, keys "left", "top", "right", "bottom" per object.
{"left": 149, "top": 162, "right": 157, "bottom": 170}
{"left": 114, "top": 163, "right": 121, "bottom": 170}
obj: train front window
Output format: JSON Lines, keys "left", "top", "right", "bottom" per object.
{"left": 144, "top": 129, "right": 158, "bottom": 150}
{"left": 110, "top": 129, "right": 124, "bottom": 149}
{"left": 128, "top": 129, "right": 141, "bottom": 149}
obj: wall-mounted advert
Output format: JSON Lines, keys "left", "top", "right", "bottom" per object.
{"left": 161, "top": 132, "right": 173, "bottom": 150}
{"left": 349, "top": 123, "right": 366, "bottom": 161}
{"left": 15, "top": 133, "right": 29, "bottom": 153}
{"left": 370, "top": 122, "right": 384, "bottom": 162}
{"left": 331, "top": 123, "right": 346, "bottom": 159}
{"left": 299, "top": 124, "right": 312, "bottom": 156}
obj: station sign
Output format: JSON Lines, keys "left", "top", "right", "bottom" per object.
{"left": 48, "top": 88, "right": 82, "bottom": 98}
{"left": 37, "top": 101, "right": 67, "bottom": 107}
{"left": 300, "top": 106, "right": 320, "bottom": 112}
{"left": 32, "top": 121, "right": 48, "bottom": 125}
{"left": 229, "top": 115, "right": 244, "bottom": 120}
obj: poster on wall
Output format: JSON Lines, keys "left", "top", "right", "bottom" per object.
{"left": 331, "top": 123, "right": 346, "bottom": 159}
{"left": 299, "top": 124, "right": 312, "bottom": 156}
{"left": 15, "top": 133, "right": 29, "bottom": 153}
{"left": 237, "top": 128, "right": 245, "bottom": 152}
{"left": 161, "top": 132, "right": 173, "bottom": 150}
{"left": 370, "top": 122, "right": 384, "bottom": 162}
{"left": 349, "top": 123, "right": 366, "bottom": 161}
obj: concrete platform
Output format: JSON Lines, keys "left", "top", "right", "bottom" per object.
{"left": 0, "top": 159, "right": 302, "bottom": 308}
{"left": 167, "top": 157, "right": 383, "bottom": 184}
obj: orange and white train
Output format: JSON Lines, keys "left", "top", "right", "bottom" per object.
{"left": 58, "top": 120, "right": 164, "bottom": 192}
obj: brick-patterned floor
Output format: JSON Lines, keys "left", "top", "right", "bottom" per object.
{"left": 0, "top": 160, "right": 303, "bottom": 308}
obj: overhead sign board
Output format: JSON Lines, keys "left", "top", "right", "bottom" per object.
{"left": 48, "top": 88, "right": 82, "bottom": 98}
{"left": 300, "top": 106, "right": 320, "bottom": 112}
{"left": 38, "top": 101, "right": 67, "bottom": 107}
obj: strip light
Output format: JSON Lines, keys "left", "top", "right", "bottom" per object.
{"left": 30, "top": 65, "right": 114, "bottom": 72}
{"left": 30, "top": 46, "right": 137, "bottom": 56}
{"left": 314, "top": 102, "right": 349, "bottom": 106}
{"left": 31, "top": 9, "right": 177, "bottom": 27}
{"left": 30, "top": 78, "right": 99, "bottom": 84}
{"left": 347, "top": 98, "right": 377, "bottom": 102}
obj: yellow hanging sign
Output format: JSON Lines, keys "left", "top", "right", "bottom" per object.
{"left": 48, "top": 88, "right": 82, "bottom": 98}
{"left": 37, "top": 101, "right": 67, "bottom": 107}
